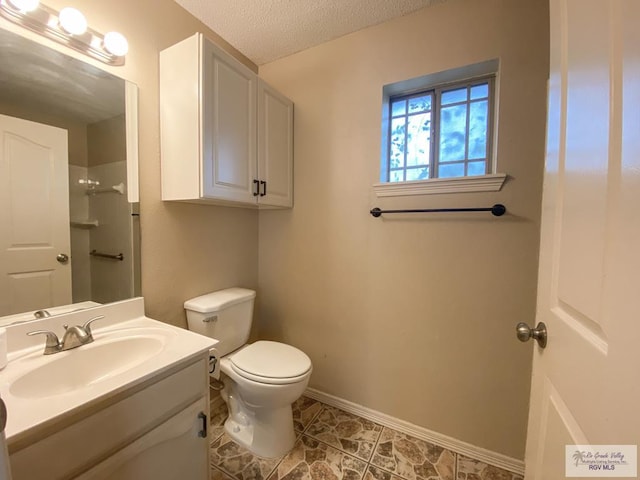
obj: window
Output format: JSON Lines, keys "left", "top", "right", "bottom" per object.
{"left": 386, "top": 77, "right": 494, "bottom": 183}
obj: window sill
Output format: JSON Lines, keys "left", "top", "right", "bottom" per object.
{"left": 373, "top": 173, "right": 507, "bottom": 197}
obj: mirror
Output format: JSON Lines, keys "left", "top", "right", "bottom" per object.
{"left": 0, "top": 27, "right": 140, "bottom": 324}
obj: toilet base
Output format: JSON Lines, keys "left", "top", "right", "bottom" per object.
{"left": 223, "top": 389, "right": 296, "bottom": 458}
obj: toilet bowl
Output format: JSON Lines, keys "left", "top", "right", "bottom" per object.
{"left": 184, "top": 289, "right": 312, "bottom": 458}
{"left": 220, "top": 341, "right": 311, "bottom": 457}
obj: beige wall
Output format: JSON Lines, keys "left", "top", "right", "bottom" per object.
{"left": 6, "top": 0, "right": 261, "bottom": 327}
{"left": 257, "top": 0, "right": 549, "bottom": 460}
{"left": 87, "top": 114, "right": 126, "bottom": 167}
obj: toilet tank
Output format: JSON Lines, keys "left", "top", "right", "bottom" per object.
{"left": 184, "top": 288, "right": 256, "bottom": 357}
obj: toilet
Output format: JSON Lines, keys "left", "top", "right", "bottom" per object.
{"left": 184, "top": 288, "right": 312, "bottom": 458}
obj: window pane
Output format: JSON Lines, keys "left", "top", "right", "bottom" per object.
{"left": 390, "top": 117, "right": 406, "bottom": 169}
{"left": 470, "top": 84, "right": 489, "bottom": 100}
{"left": 468, "top": 100, "right": 488, "bottom": 159}
{"left": 439, "top": 104, "right": 467, "bottom": 162}
{"left": 408, "top": 95, "right": 431, "bottom": 113}
{"left": 439, "top": 163, "right": 465, "bottom": 178}
{"left": 467, "top": 161, "right": 486, "bottom": 176}
{"left": 391, "top": 100, "right": 406, "bottom": 117}
{"left": 406, "top": 112, "right": 431, "bottom": 166}
{"left": 406, "top": 167, "right": 429, "bottom": 181}
{"left": 389, "top": 170, "right": 404, "bottom": 182}
{"left": 441, "top": 87, "right": 467, "bottom": 105}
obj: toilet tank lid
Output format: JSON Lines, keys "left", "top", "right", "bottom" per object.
{"left": 184, "top": 288, "right": 256, "bottom": 313}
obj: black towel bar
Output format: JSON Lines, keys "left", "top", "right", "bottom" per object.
{"left": 90, "top": 250, "right": 124, "bottom": 261}
{"left": 370, "top": 204, "right": 506, "bottom": 218}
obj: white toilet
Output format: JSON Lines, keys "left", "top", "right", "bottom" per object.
{"left": 184, "top": 288, "right": 312, "bottom": 458}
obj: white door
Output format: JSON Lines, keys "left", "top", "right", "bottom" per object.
{"left": 202, "top": 39, "right": 257, "bottom": 204}
{"left": 524, "top": 1, "right": 640, "bottom": 478}
{"left": 257, "top": 78, "right": 294, "bottom": 208}
{"left": 0, "top": 114, "right": 71, "bottom": 316}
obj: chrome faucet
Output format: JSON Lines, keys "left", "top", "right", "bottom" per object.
{"left": 27, "top": 315, "right": 105, "bottom": 355}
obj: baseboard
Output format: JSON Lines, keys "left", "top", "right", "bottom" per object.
{"left": 304, "top": 387, "right": 525, "bottom": 476}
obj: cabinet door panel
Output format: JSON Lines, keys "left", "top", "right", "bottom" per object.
{"left": 202, "top": 41, "right": 257, "bottom": 204}
{"left": 10, "top": 359, "right": 206, "bottom": 480}
{"left": 257, "top": 80, "right": 293, "bottom": 208}
{"left": 76, "top": 398, "right": 208, "bottom": 480}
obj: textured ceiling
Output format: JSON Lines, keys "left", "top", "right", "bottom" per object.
{"left": 174, "top": 0, "right": 445, "bottom": 65}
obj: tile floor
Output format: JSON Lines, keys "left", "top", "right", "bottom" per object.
{"left": 209, "top": 394, "right": 523, "bottom": 480}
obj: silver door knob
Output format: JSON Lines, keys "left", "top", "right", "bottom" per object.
{"left": 516, "top": 322, "right": 547, "bottom": 348}
{"left": 56, "top": 253, "right": 69, "bottom": 263}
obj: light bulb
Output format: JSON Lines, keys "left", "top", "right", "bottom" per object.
{"left": 7, "top": 0, "right": 40, "bottom": 12}
{"left": 103, "top": 31, "right": 128, "bottom": 57}
{"left": 58, "top": 7, "right": 87, "bottom": 35}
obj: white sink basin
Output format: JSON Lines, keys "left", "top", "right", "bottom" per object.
{"left": 10, "top": 334, "right": 166, "bottom": 399}
{"left": 1, "top": 304, "right": 217, "bottom": 442}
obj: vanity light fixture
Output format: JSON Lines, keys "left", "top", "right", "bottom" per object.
{"left": 0, "top": 0, "right": 128, "bottom": 65}
{"left": 103, "top": 31, "right": 128, "bottom": 57}
{"left": 57, "top": 6, "right": 86, "bottom": 35}
{"left": 7, "top": 0, "right": 39, "bottom": 12}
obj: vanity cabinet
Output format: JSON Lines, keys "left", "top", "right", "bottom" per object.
{"left": 9, "top": 357, "right": 210, "bottom": 480}
{"left": 160, "top": 33, "right": 293, "bottom": 208}
{"left": 76, "top": 399, "right": 207, "bottom": 480}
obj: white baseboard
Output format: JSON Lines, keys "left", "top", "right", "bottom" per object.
{"left": 304, "top": 387, "right": 525, "bottom": 476}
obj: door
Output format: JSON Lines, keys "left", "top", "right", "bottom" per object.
{"left": 202, "top": 38, "right": 257, "bottom": 204}
{"left": 257, "top": 78, "right": 294, "bottom": 208}
{"left": 524, "top": 1, "right": 640, "bottom": 478}
{"left": 0, "top": 114, "right": 71, "bottom": 315}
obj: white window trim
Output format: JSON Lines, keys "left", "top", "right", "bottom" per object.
{"left": 373, "top": 173, "right": 507, "bottom": 197}
{"left": 377, "top": 59, "right": 506, "bottom": 196}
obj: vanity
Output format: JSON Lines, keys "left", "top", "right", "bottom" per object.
{"left": 1, "top": 298, "right": 216, "bottom": 480}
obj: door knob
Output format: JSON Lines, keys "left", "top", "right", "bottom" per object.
{"left": 56, "top": 253, "right": 69, "bottom": 263}
{"left": 516, "top": 322, "right": 547, "bottom": 348}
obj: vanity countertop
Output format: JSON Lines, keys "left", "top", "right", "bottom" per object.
{"left": 0, "top": 298, "right": 215, "bottom": 446}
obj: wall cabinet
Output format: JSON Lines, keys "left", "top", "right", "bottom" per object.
{"left": 9, "top": 358, "right": 210, "bottom": 480}
{"left": 160, "top": 33, "right": 293, "bottom": 208}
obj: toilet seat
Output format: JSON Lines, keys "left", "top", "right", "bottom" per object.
{"left": 229, "top": 341, "right": 312, "bottom": 385}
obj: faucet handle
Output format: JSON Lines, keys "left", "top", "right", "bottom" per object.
{"left": 82, "top": 315, "right": 105, "bottom": 336}
{"left": 27, "top": 330, "right": 61, "bottom": 354}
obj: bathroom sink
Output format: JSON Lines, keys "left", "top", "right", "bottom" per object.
{"left": 10, "top": 334, "right": 166, "bottom": 399}
{"left": 0, "top": 300, "right": 217, "bottom": 442}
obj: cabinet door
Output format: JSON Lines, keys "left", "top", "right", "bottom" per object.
{"left": 76, "top": 398, "right": 209, "bottom": 480}
{"left": 202, "top": 41, "right": 257, "bottom": 204}
{"left": 257, "top": 79, "right": 293, "bottom": 208}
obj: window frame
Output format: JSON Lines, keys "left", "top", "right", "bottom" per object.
{"left": 385, "top": 75, "right": 496, "bottom": 183}
{"left": 376, "top": 59, "right": 507, "bottom": 197}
